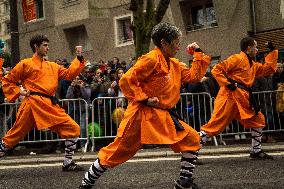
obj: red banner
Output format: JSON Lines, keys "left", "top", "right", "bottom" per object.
{"left": 22, "top": 0, "right": 36, "bottom": 22}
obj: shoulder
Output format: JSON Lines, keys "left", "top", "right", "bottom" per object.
{"left": 20, "top": 57, "right": 33, "bottom": 65}
{"left": 12, "top": 58, "right": 33, "bottom": 70}
{"left": 171, "top": 58, "right": 182, "bottom": 64}
{"left": 226, "top": 53, "right": 243, "bottom": 63}
{"left": 138, "top": 50, "right": 157, "bottom": 62}
{"left": 134, "top": 50, "right": 158, "bottom": 68}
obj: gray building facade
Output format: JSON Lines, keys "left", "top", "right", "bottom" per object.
{"left": 17, "top": 0, "right": 284, "bottom": 64}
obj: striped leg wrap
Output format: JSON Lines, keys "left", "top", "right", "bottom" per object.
{"left": 180, "top": 151, "right": 198, "bottom": 181}
{"left": 200, "top": 131, "right": 209, "bottom": 145}
{"left": 251, "top": 128, "right": 262, "bottom": 153}
{"left": 0, "top": 140, "right": 7, "bottom": 157}
{"left": 81, "top": 159, "right": 107, "bottom": 186}
{"left": 64, "top": 138, "right": 78, "bottom": 165}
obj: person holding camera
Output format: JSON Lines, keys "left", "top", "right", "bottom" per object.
{"left": 107, "top": 68, "right": 126, "bottom": 107}
{"left": 200, "top": 37, "right": 278, "bottom": 160}
{"left": 66, "top": 75, "right": 91, "bottom": 151}
{"left": 90, "top": 68, "right": 111, "bottom": 99}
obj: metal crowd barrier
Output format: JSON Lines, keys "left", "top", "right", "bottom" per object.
{"left": 217, "top": 90, "right": 284, "bottom": 145}
{"left": 0, "top": 91, "right": 283, "bottom": 152}
{"left": 88, "top": 92, "right": 218, "bottom": 150}
{"left": 0, "top": 99, "right": 89, "bottom": 151}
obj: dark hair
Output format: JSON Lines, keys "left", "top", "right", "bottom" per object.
{"left": 30, "top": 34, "right": 49, "bottom": 52}
{"left": 113, "top": 57, "right": 119, "bottom": 63}
{"left": 151, "top": 22, "right": 182, "bottom": 48}
{"left": 240, "top": 37, "right": 255, "bottom": 51}
{"left": 116, "top": 67, "right": 124, "bottom": 76}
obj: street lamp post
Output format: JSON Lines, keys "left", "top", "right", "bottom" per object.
{"left": 9, "top": 0, "right": 20, "bottom": 67}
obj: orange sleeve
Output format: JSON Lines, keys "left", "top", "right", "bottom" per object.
{"left": 119, "top": 55, "right": 157, "bottom": 102}
{"left": 255, "top": 49, "right": 278, "bottom": 77}
{"left": 2, "top": 61, "right": 25, "bottom": 102}
{"left": 181, "top": 52, "right": 211, "bottom": 83}
{"left": 58, "top": 57, "right": 85, "bottom": 81}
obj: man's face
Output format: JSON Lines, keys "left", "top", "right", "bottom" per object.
{"left": 161, "top": 37, "right": 181, "bottom": 58}
{"left": 36, "top": 41, "right": 49, "bottom": 57}
{"left": 276, "top": 63, "right": 284, "bottom": 73}
{"left": 247, "top": 40, "right": 258, "bottom": 58}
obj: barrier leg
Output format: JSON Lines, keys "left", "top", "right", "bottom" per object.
{"left": 213, "top": 136, "right": 218, "bottom": 146}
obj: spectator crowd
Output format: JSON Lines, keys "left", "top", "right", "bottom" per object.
{"left": 0, "top": 53, "right": 283, "bottom": 151}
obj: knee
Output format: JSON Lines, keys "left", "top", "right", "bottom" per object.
{"left": 73, "top": 124, "right": 81, "bottom": 137}
{"left": 61, "top": 123, "right": 81, "bottom": 139}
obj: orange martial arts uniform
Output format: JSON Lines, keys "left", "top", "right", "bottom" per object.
{"left": 0, "top": 58, "right": 3, "bottom": 78}
{"left": 2, "top": 55, "right": 85, "bottom": 149}
{"left": 98, "top": 48, "right": 211, "bottom": 168}
{"left": 201, "top": 50, "right": 278, "bottom": 136}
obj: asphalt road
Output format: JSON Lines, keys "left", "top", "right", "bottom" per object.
{"left": 0, "top": 152, "right": 283, "bottom": 189}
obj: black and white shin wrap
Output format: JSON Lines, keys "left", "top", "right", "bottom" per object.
{"left": 81, "top": 159, "right": 107, "bottom": 186}
{"left": 64, "top": 138, "right": 78, "bottom": 165}
{"left": 0, "top": 140, "right": 7, "bottom": 154}
{"left": 180, "top": 151, "right": 198, "bottom": 181}
{"left": 200, "top": 131, "right": 209, "bottom": 145}
{"left": 251, "top": 128, "right": 262, "bottom": 153}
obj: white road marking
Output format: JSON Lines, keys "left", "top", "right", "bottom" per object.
{"left": 0, "top": 151, "right": 283, "bottom": 170}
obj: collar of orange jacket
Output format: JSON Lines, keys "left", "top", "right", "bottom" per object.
{"left": 32, "top": 54, "right": 45, "bottom": 63}
{"left": 154, "top": 47, "right": 171, "bottom": 71}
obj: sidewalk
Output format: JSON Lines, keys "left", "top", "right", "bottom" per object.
{"left": 0, "top": 142, "right": 283, "bottom": 166}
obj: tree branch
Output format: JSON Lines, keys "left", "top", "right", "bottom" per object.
{"left": 155, "top": 0, "right": 170, "bottom": 23}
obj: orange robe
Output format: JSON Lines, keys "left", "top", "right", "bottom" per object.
{"left": 2, "top": 55, "right": 85, "bottom": 130}
{"left": 0, "top": 58, "right": 3, "bottom": 78}
{"left": 201, "top": 50, "right": 278, "bottom": 136}
{"left": 98, "top": 48, "right": 210, "bottom": 167}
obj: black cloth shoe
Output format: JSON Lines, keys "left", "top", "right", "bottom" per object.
{"left": 0, "top": 151, "right": 5, "bottom": 158}
{"left": 62, "top": 161, "right": 85, "bottom": 171}
{"left": 174, "top": 178, "right": 200, "bottom": 189}
{"left": 250, "top": 150, "right": 273, "bottom": 160}
{"left": 0, "top": 140, "right": 7, "bottom": 158}
{"left": 78, "top": 184, "right": 92, "bottom": 189}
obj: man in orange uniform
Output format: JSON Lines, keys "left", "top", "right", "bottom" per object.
{"left": 0, "top": 34, "right": 85, "bottom": 171}
{"left": 200, "top": 37, "right": 278, "bottom": 159}
{"left": 78, "top": 22, "right": 211, "bottom": 189}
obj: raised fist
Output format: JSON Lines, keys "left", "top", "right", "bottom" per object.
{"left": 186, "top": 42, "right": 201, "bottom": 55}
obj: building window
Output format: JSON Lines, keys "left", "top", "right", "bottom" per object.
{"left": 114, "top": 14, "right": 133, "bottom": 47}
{"left": 35, "top": 0, "right": 44, "bottom": 19}
{"left": 22, "top": 0, "right": 44, "bottom": 22}
{"left": 180, "top": 0, "right": 217, "bottom": 32}
{"left": 64, "top": 25, "right": 93, "bottom": 55}
{"left": 4, "top": 1, "right": 9, "bottom": 15}
{"left": 5, "top": 22, "right": 10, "bottom": 34}
{"left": 62, "top": 0, "right": 79, "bottom": 7}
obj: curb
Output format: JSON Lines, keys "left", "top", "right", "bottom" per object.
{"left": 1, "top": 143, "right": 283, "bottom": 166}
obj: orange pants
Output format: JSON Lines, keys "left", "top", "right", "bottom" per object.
{"left": 3, "top": 102, "right": 80, "bottom": 149}
{"left": 98, "top": 114, "right": 200, "bottom": 168}
{"left": 201, "top": 99, "right": 265, "bottom": 137}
